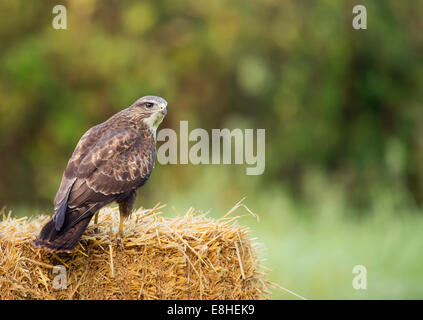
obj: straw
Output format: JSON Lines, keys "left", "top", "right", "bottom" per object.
{"left": 0, "top": 202, "right": 272, "bottom": 300}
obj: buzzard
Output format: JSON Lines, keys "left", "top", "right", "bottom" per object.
{"left": 34, "top": 95, "right": 167, "bottom": 252}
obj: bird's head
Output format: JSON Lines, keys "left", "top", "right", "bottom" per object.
{"left": 131, "top": 95, "right": 168, "bottom": 131}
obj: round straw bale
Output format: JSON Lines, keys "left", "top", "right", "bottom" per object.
{"left": 0, "top": 204, "right": 271, "bottom": 299}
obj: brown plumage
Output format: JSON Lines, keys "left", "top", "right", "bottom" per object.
{"left": 34, "top": 95, "right": 168, "bottom": 252}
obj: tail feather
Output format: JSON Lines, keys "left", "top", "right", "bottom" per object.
{"left": 34, "top": 204, "right": 103, "bottom": 252}
{"left": 55, "top": 188, "right": 71, "bottom": 231}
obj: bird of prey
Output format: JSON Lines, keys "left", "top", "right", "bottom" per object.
{"left": 34, "top": 95, "right": 167, "bottom": 252}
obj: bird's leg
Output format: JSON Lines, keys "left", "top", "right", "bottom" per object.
{"left": 118, "top": 205, "right": 125, "bottom": 241}
{"left": 117, "top": 191, "right": 137, "bottom": 245}
{"left": 93, "top": 211, "right": 99, "bottom": 233}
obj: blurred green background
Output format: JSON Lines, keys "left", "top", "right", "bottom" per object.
{"left": 1, "top": 0, "right": 423, "bottom": 299}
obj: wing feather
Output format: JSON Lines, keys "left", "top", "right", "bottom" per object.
{"left": 67, "top": 128, "right": 153, "bottom": 205}
{"left": 54, "top": 125, "right": 104, "bottom": 210}
{"left": 53, "top": 123, "right": 155, "bottom": 229}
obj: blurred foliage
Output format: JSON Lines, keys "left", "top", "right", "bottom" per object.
{"left": 1, "top": 0, "right": 423, "bottom": 300}
{"left": 0, "top": 0, "right": 422, "bottom": 213}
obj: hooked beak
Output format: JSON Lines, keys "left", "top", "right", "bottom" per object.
{"left": 159, "top": 103, "right": 167, "bottom": 116}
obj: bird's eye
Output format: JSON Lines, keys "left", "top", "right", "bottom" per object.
{"left": 144, "top": 102, "right": 154, "bottom": 109}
